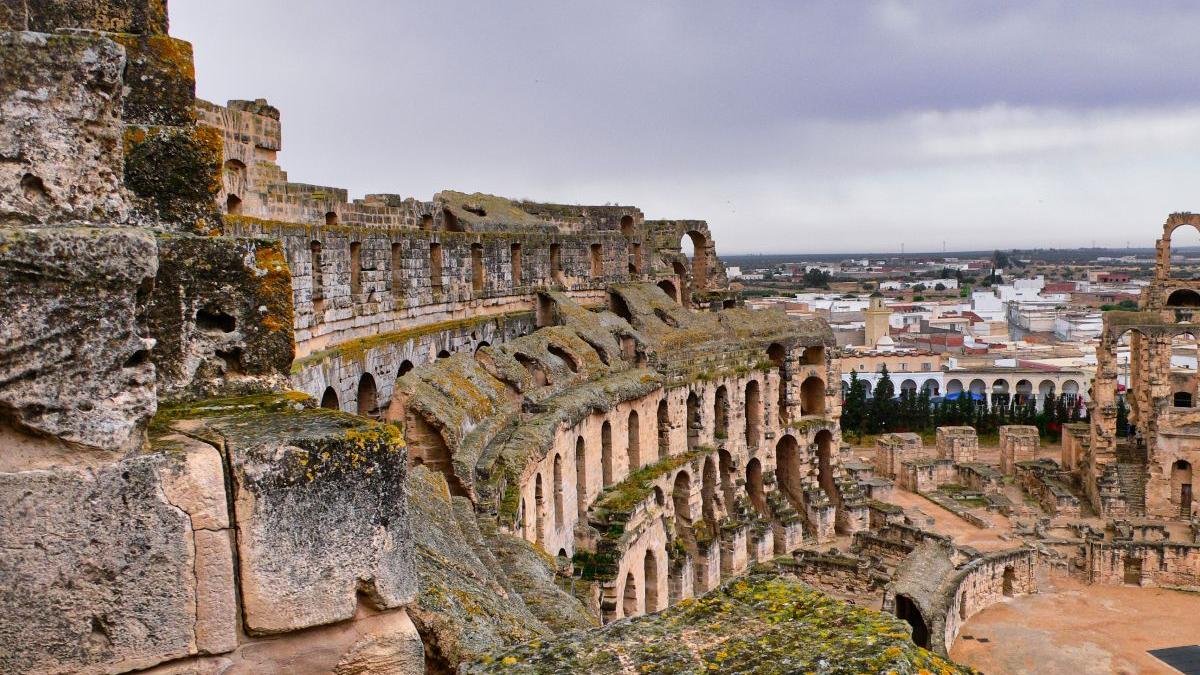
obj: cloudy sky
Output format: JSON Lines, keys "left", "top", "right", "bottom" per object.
{"left": 171, "top": 1, "right": 1200, "bottom": 254}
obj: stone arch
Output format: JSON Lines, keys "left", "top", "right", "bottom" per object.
{"left": 1172, "top": 459, "right": 1193, "bottom": 517}
{"left": 815, "top": 429, "right": 835, "bottom": 498}
{"left": 225, "top": 194, "right": 242, "bottom": 214}
{"left": 534, "top": 473, "right": 546, "bottom": 546}
{"left": 643, "top": 549, "right": 660, "bottom": 613}
{"left": 356, "top": 372, "right": 378, "bottom": 418}
{"left": 608, "top": 291, "right": 633, "bottom": 322}
{"left": 1062, "top": 379, "right": 1080, "bottom": 403}
{"left": 515, "top": 353, "right": 550, "bottom": 386}
{"left": 745, "top": 380, "right": 762, "bottom": 446}
{"left": 547, "top": 344, "right": 579, "bottom": 373}
{"left": 991, "top": 378, "right": 1010, "bottom": 407}
{"left": 549, "top": 243, "right": 564, "bottom": 284}
{"left": 682, "top": 230, "right": 708, "bottom": 291}
{"left": 746, "top": 458, "right": 767, "bottom": 516}
{"left": 686, "top": 391, "right": 700, "bottom": 451}
{"left": 622, "top": 570, "right": 638, "bottom": 618}
{"left": 657, "top": 399, "right": 670, "bottom": 460}
{"left": 673, "top": 470, "right": 693, "bottom": 525}
{"left": 397, "top": 360, "right": 414, "bottom": 379}
{"left": 921, "top": 379, "right": 940, "bottom": 396}
{"left": 946, "top": 379, "right": 964, "bottom": 396}
{"left": 801, "top": 346, "right": 825, "bottom": 366}
{"left": 1038, "top": 379, "right": 1056, "bottom": 409}
{"left": 325, "top": 210, "right": 337, "bottom": 226}
{"left": 437, "top": 349, "right": 451, "bottom": 360}
{"left": 1015, "top": 379, "right": 1033, "bottom": 406}
{"left": 602, "top": 420, "right": 614, "bottom": 486}
{"left": 800, "top": 376, "right": 825, "bottom": 415}
{"left": 419, "top": 214, "right": 433, "bottom": 231}
{"left": 672, "top": 259, "right": 690, "bottom": 308}
{"left": 628, "top": 409, "right": 642, "bottom": 470}
{"left": 775, "top": 434, "right": 803, "bottom": 511}
{"left": 575, "top": 436, "right": 588, "bottom": 517}
{"left": 620, "top": 214, "right": 635, "bottom": 236}
{"left": 900, "top": 378, "right": 918, "bottom": 395}
{"left": 553, "top": 453, "right": 564, "bottom": 531}
{"left": 320, "top": 386, "right": 339, "bottom": 410}
{"left": 969, "top": 378, "right": 987, "bottom": 397}
{"left": 718, "top": 449, "right": 736, "bottom": 511}
{"left": 1168, "top": 289, "right": 1200, "bottom": 307}
{"left": 701, "top": 456, "right": 718, "bottom": 525}
{"left": 590, "top": 243, "right": 603, "bottom": 277}
{"left": 714, "top": 385, "right": 729, "bottom": 440}
{"left": 657, "top": 278, "right": 679, "bottom": 304}
{"left": 895, "top": 594, "right": 929, "bottom": 648}
{"left": 767, "top": 343, "right": 786, "bottom": 369}
{"left": 1002, "top": 565, "right": 1016, "bottom": 597}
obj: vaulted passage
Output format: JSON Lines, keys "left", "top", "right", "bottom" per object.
{"left": 627, "top": 410, "right": 641, "bottom": 471}
{"left": 895, "top": 594, "right": 929, "bottom": 649}
{"left": 657, "top": 400, "right": 670, "bottom": 460}
{"left": 686, "top": 391, "right": 700, "bottom": 451}
{"left": 775, "top": 434, "right": 803, "bottom": 511}
{"left": 744, "top": 380, "right": 762, "bottom": 447}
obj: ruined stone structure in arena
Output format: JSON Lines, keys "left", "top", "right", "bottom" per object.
{"left": 3, "top": 3, "right": 1198, "bottom": 674}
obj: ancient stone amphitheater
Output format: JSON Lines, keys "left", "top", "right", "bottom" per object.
{"left": 5, "top": 3, "right": 1197, "bottom": 675}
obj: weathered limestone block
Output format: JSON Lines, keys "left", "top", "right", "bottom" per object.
{"left": 163, "top": 395, "right": 416, "bottom": 635}
{"left": 0, "top": 227, "right": 156, "bottom": 459}
{"left": 999, "top": 425, "right": 1040, "bottom": 475}
{"left": 0, "top": 442, "right": 236, "bottom": 674}
{"left": 147, "top": 235, "right": 294, "bottom": 403}
{"left": 935, "top": 426, "right": 978, "bottom": 462}
{"left": 0, "top": 0, "right": 168, "bottom": 34}
{"left": 111, "top": 33, "right": 196, "bottom": 126}
{"left": 123, "top": 124, "right": 223, "bottom": 226}
{"left": 0, "top": 32, "right": 130, "bottom": 225}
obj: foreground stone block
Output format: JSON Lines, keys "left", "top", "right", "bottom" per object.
{"left": 0, "top": 442, "right": 236, "bottom": 674}
{"left": 0, "top": 32, "right": 129, "bottom": 225}
{"left": 0, "top": 227, "right": 156, "bottom": 459}
{"left": 162, "top": 394, "right": 416, "bottom": 634}
{"left": 0, "top": 0, "right": 169, "bottom": 34}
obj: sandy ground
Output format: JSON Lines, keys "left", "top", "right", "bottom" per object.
{"left": 951, "top": 573, "right": 1200, "bottom": 674}
{"left": 885, "top": 487, "right": 1015, "bottom": 552}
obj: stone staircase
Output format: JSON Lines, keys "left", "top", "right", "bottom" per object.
{"left": 1115, "top": 442, "right": 1147, "bottom": 516}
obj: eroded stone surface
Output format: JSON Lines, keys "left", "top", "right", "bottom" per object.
{"left": 0, "top": 227, "right": 157, "bottom": 458}
{"left": 0, "top": 32, "right": 130, "bottom": 225}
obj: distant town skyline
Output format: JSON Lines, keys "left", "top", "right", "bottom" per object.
{"left": 173, "top": 1, "right": 1200, "bottom": 254}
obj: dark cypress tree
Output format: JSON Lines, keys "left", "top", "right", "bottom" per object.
{"left": 871, "top": 365, "right": 896, "bottom": 433}
{"left": 843, "top": 370, "right": 867, "bottom": 438}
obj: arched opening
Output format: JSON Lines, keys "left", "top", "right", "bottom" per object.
{"left": 552, "top": 453, "right": 564, "bottom": 530}
{"left": 320, "top": 386, "right": 339, "bottom": 410}
{"left": 471, "top": 244, "right": 484, "bottom": 293}
{"left": 775, "top": 435, "right": 803, "bottom": 511}
{"left": 534, "top": 474, "right": 546, "bottom": 546}
{"left": 1062, "top": 379, "right": 1080, "bottom": 406}
{"left": 991, "top": 379, "right": 1010, "bottom": 407}
{"left": 718, "top": 449, "right": 736, "bottom": 511}
{"left": 429, "top": 243, "right": 443, "bottom": 296}
{"left": 800, "top": 376, "right": 825, "bottom": 416}
{"left": 1173, "top": 459, "right": 1193, "bottom": 517}
{"left": 969, "top": 378, "right": 987, "bottom": 403}
{"left": 746, "top": 458, "right": 767, "bottom": 516}
{"left": 900, "top": 379, "right": 918, "bottom": 396}
{"left": 643, "top": 550, "right": 660, "bottom": 613}
{"left": 325, "top": 210, "right": 337, "bottom": 226}
{"left": 590, "top": 243, "right": 603, "bottom": 278}
{"left": 656, "top": 400, "right": 670, "bottom": 460}
{"left": 1123, "top": 556, "right": 1142, "bottom": 585}
{"left": 608, "top": 291, "right": 633, "bottom": 322}
{"left": 1175, "top": 391, "right": 1193, "bottom": 408}
{"left": 801, "top": 346, "right": 825, "bottom": 366}
{"left": 946, "top": 379, "right": 964, "bottom": 397}
{"left": 653, "top": 486, "right": 665, "bottom": 507}
{"left": 816, "top": 429, "right": 835, "bottom": 499}
{"left": 442, "top": 208, "right": 462, "bottom": 232}
{"left": 515, "top": 353, "right": 549, "bottom": 386}
{"left": 1002, "top": 565, "right": 1016, "bottom": 597}
{"left": 419, "top": 214, "right": 433, "bottom": 231}
{"left": 1015, "top": 379, "right": 1034, "bottom": 406}
{"left": 310, "top": 241, "right": 325, "bottom": 313}
{"left": 673, "top": 471, "right": 692, "bottom": 526}
{"left": 510, "top": 243, "right": 522, "bottom": 286}
{"left": 398, "top": 360, "right": 414, "bottom": 378}
{"left": 349, "top": 241, "right": 362, "bottom": 297}
{"left": 686, "top": 391, "right": 700, "bottom": 451}
{"left": 575, "top": 436, "right": 588, "bottom": 517}
{"left": 682, "top": 230, "right": 708, "bottom": 291}
{"left": 225, "top": 194, "right": 242, "bottom": 214}
{"left": 744, "top": 380, "right": 762, "bottom": 447}
{"left": 437, "top": 349, "right": 451, "bottom": 360}
{"left": 895, "top": 594, "right": 929, "bottom": 648}
{"left": 602, "top": 421, "right": 614, "bottom": 486}
{"left": 620, "top": 214, "right": 635, "bottom": 236}
{"left": 714, "top": 385, "right": 729, "bottom": 440}
{"left": 921, "top": 379, "right": 940, "bottom": 397}
{"left": 356, "top": 372, "right": 378, "bottom": 418}
{"left": 1038, "top": 379, "right": 1056, "bottom": 410}
{"left": 657, "top": 279, "right": 679, "bottom": 303}
{"left": 627, "top": 410, "right": 641, "bottom": 470}
{"left": 629, "top": 243, "right": 641, "bottom": 274}
{"left": 622, "top": 571, "right": 639, "bottom": 618}
{"left": 701, "top": 456, "right": 718, "bottom": 526}
{"left": 550, "top": 243, "right": 564, "bottom": 284}
{"left": 1168, "top": 289, "right": 1200, "bottom": 307}
{"left": 547, "top": 344, "right": 579, "bottom": 373}
{"left": 672, "top": 259, "right": 690, "bottom": 308}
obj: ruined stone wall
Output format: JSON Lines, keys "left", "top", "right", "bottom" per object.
{"left": 998, "top": 425, "right": 1039, "bottom": 475}
{"left": 936, "top": 426, "right": 978, "bottom": 463}
{"left": 941, "top": 548, "right": 1038, "bottom": 653}
{"left": 1087, "top": 540, "right": 1200, "bottom": 589}
{"left": 875, "top": 432, "right": 923, "bottom": 480}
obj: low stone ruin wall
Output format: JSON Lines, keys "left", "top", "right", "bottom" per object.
{"left": 1086, "top": 540, "right": 1200, "bottom": 590}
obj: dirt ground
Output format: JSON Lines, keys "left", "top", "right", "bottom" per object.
{"left": 951, "top": 573, "right": 1200, "bottom": 674}
{"left": 884, "top": 486, "right": 1016, "bottom": 552}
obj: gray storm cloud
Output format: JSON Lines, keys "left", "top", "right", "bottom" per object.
{"left": 171, "top": 0, "right": 1200, "bottom": 253}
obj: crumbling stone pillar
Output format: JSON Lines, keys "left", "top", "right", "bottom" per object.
{"left": 999, "top": 425, "right": 1040, "bottom": 475}
{"left": 875, "top": 432, "right": 923, "bottom": 480}
{"left": 935, "top": 426, "right": 978, "bottom": 463}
